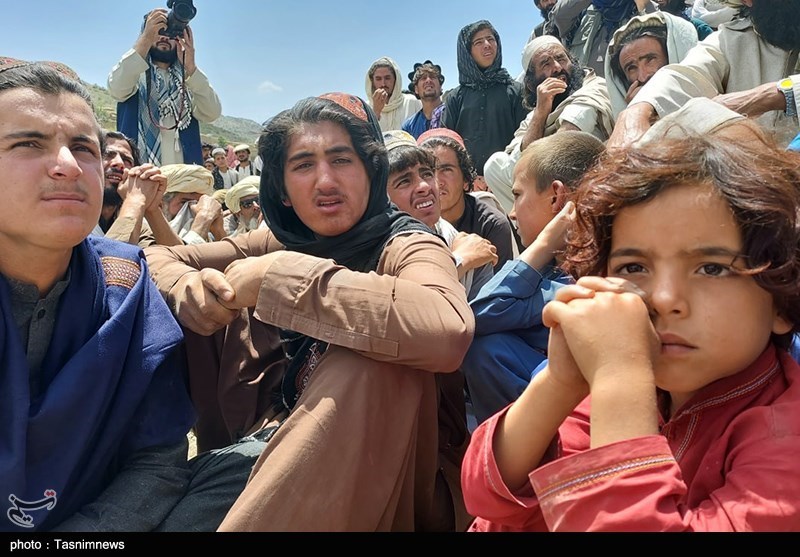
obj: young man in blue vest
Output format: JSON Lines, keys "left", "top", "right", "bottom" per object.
{"left": 108, "top": 7, "right": 221, "bottom": 166}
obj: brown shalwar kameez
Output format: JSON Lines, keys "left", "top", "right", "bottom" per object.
{"left": 145, "top": 227, "right": 475, "bottom": 531}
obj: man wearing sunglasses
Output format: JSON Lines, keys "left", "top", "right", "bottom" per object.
{"left": 224, "top": 177, "right": 263, "bottom": 237}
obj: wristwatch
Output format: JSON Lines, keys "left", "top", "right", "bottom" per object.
{"left": 777, "top": 78, "right": 797, "bottom": 118}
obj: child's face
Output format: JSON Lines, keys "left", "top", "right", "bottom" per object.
{"left": 509, "top": 167, "right": 554, "bottom": 248}
{"left": 607, "top": 181, "right": 791, "bottom": 409}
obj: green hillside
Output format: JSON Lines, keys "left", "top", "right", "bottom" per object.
{"left": 85, "top": 82, "right": 263, "bottom": 150}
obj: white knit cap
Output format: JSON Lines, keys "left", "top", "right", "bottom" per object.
{"left": 521, "top": 35, "right": 562, "bottom": 74}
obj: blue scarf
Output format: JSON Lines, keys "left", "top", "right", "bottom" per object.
{"left": 0, "top": 237, "right": 194, "bottom": 531}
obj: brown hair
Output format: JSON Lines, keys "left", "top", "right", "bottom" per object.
{"left": 565, "top": 124, "right": 800, "bottom": 344}
{"left": 516, "top": 131, "right": 605, "bottom": 193}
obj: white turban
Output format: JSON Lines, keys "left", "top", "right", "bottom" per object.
{"left": 225, "top": 176, "right": 260, "bottom": 213}
{"left": 521, "top": 35, "right": 562, "bottom": 74}
{"left": 160, "top": 164, "right": 215, "bottom": 195}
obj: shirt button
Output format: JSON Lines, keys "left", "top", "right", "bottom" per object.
{"left": 37, "top": 309, "right": 46, "bottom": 319}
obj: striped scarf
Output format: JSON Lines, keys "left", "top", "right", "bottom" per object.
{"left": 136, "top": 61, "right": 193, "bottom": 165}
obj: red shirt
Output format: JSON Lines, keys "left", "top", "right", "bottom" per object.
{"left": 462, "top": 344, "right": 800, "bottom": 531}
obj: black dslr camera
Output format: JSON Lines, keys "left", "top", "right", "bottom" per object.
{"left": 160, "top": 0, "right": 197, "bottom": 38}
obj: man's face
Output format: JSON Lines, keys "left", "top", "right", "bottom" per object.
{"left": 235, "top": 150, "right": 250, "bottom": 163}
{"left": 371, "top": 67, "right": 396, "bottom": 97}
{"left": 282, "top": 120, "right": 370, "bottom": 237}
{"left": 749, "top": 0, "right": 800, "bottom": 51}
{"left": 103, "top": 138, "right": 135, "bottom": 189}
{"left": 531, "top": 44, "right": 573, "bottom": 84}
{"left": 618, "top": 36, "right": 669, "bottom": 89}
{"left": 431, "top": 145, "right": 467, "bottom": 217}
{"left": 202, "top": 146, "right": 212, "bottom": 159}
{"left": 536, "top": 0, "right": 558, "bottom": 18}
{"left": 414, "top": 72, "right": 443, "bottom": 101}
{"left": 387, "top": 162, "right": 440, "bottom": 228}
{"left": 235, "top": 194, "right": 261, "bottom": 229}
{"left": 470, "top": 28, "right": 498, "bottom": 70}
{"left": 0, "top": 88, "right": 103, "bottom": 256}
{"left": 149, "top": 35, "right": 178, "bottom": 64}
{"left": 528, "top": 45, "right": 584, "bottom": 108}
{"left": 163, "top": 192, "right": 202, "bottom": 220}
{"left": 214, "top": 153, "right": 228, "bottom": 170}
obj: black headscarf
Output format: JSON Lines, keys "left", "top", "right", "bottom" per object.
{"left": 456, "top": 20, "right": 514, "bottom": 90}
{"left": 257, "top": 93, "right": 433, "bottom": 411}
{"left": 259, "top": 93, "right": 430, "bottom": 273}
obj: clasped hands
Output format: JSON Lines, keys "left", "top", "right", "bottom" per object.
{"left": 542, "top": 276, "right": 661, "bottom": 398}
{"left": 169, "top": 253, "right": 281, "bottom": 336}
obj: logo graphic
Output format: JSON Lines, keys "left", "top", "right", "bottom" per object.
{"left": 7, "top": 490, "right": 57, "bottom": 529}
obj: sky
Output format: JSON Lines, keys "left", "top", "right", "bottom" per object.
{"left": 4, "top": 1, "right": 544, "bottom": 125}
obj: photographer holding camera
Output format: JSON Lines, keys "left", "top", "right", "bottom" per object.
{"left": 108, "top": 2, "right": 221, "bottom": 167}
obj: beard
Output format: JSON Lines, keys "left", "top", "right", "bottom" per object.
{"left": 244, "top": 216, "right": 260, "bottom": 231}
{"left": 149, "top": 45, "right": 178, "bottom": 64}
{"left": 539, "top": 5, "right": 554, "bottom": 19}
{"left": 750, "top": 0, "right": 800, "bottom": 51}
{"left": 103, "top": 186, "right": 122, "bottom": 207}
{"left": 525, "top": 63, "right": 586, "bottom": 110}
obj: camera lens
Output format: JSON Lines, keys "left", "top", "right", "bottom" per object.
{"left": 173, "top": 4, "right": 196, "bottom": 22}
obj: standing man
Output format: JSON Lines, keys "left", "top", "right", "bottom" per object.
{"left": 108, "top": 7, "right": 222, "bottom": 166}
{"left": 442, "top": 20, "right": 528, "bottom": 177}
{"left": 211, "top": 147, "right": 240, "bottom": 189}
{"left": 531, "top": 0, "right": 561, "bottom": 39}
{"left": 365, "top": 57, "right": 422, "bottom": 132}
{"left": 233, "top": 144, "right": 258, "bottom": 177}
{"left": 401, "top": 61, "right": 446, "bottom": 139}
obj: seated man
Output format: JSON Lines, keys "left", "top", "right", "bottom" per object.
{"left": 0, "top": 60, "right": 257, "bottom": 533}
{"left": 383, "top": 130, "right": 496, "bottom": 300}
{"left": 483, "top": 36, "right": 613, "bottom": 213}
{"left": 418, "top": 128, "right": 520, "bottom": 272}
{"left": 223, "top": 177, "right": 263, "bottom": 237}
{"left": 605, "top": 10, "right": 699, "bottom": 119}
{"left": 461, "top": 131, "right": 605, "bottom": 425}
{"left": 94, "top": 130, "right": 139, "bottom": 235}
{"left": 94, "top": 130, "right": 185, "bottom": 249}
{"left": 610, "top": 0, "right": 800, "bottom": 148}
{"left": 159, "top": 164, "right": 227, "bottom": 245}
{"left": 144, "top": 93, "right": 475, "bottom": 531}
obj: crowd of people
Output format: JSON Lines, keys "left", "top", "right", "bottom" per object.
{"left": 2, "top": 0, "right": 799, "bottom": 533}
